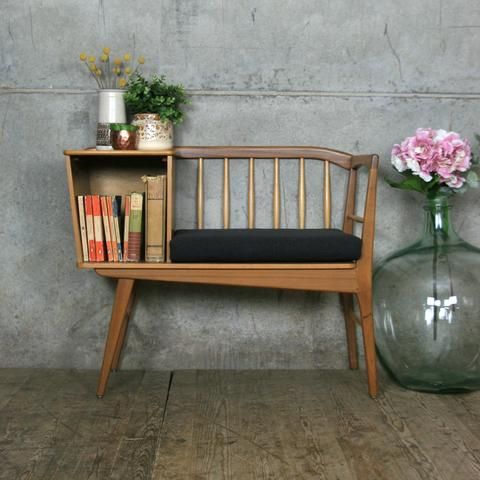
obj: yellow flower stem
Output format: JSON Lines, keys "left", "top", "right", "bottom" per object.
{"left": 84, "top": 62, "right": 102, "bottom": 88}
{"left": 106, "top": 56, "right": 113, "bottom": 89}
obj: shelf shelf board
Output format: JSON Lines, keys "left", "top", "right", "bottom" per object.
{"left": 78, "top": 262, "right": 355, "bottom": 270}
{"left": 65, "top": 149, "right": 174, "bottom": 156}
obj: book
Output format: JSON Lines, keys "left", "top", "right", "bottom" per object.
{"left": 112, "top": 196, "right": 123, "bottom": 262}
{"left": 100, "top": 196, "right": 114, "bottom": 262}
{"left": 106, "top": 196, "right": 118, "bottom": 262}
{"left": 77, "top": 196, "right": 89, "bottom": 262}
{"left": 123, "top": 195, "right": 131, "bottom": 262}
{"left": 142, "top": 175, "right": 167, "bottom": 262}
{"left": 84, "top": 195, "right": 96, "bottom": 261}
{"left": 127, "top": 192, "right": 143, "bottom": 262}
{"left": 91, "top": 195, "right": 105, "bottom": 261}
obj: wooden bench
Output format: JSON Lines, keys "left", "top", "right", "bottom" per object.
{"left": 65, "top": 146, "right": 379, "bottom": 398}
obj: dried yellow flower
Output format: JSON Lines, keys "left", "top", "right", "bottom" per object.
{"left": 80, "top": 47, "right": 138, "bottom": 90}
{"left": 138, "top": 55, "right": 145, "bottom": 64}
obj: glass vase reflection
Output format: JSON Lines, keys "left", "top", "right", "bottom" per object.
{"left": 374, "top": 196, "right": 480, "bottom": 392}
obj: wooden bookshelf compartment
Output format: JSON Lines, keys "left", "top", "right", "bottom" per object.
{"left": 65, "top": 150, "right": 173, "bottom": 268}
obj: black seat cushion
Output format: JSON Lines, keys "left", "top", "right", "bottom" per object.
{"left": 170, "top": 229, "right": 362, "bottom": 263}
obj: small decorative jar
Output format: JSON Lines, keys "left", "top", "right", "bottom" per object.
{"left": 96, "top": 89, "right": 126, "bottom": 150}
{"left": 131, "top": 113, "right": 173, "bottom": 150}
{"left": 110, "top": 123, "right": 137, "bottom": 150}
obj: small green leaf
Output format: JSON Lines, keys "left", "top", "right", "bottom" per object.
{"left": 467, "top": 170, "right": 479, "bottom": 188}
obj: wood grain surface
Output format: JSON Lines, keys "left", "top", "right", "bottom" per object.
{"left": 1, "top": 369, "right": 479, "bottom": 479}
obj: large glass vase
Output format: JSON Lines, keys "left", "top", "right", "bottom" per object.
{"left": 374, "top": 196, "right": 480, "bottom": 392}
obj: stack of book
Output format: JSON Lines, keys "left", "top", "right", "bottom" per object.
{"left": 76, "top": 175, "right": 167, "bottom": 263}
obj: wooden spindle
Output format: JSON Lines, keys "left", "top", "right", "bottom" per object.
{"left": 248, "top": 157, "right": 255, "bottom": 229}
{"left": 273, "top": 157, "right": 280, "bottom": 229}
{"left": 197, "top": 157, "right": 204, "bottom": 229}
{"left": 324, "top": 160, "right": 331, "bottom": 228}
{"left": 223, "top": 157, "right": 230, "bottom": 229}
{"left": 298, "top": 157, "right": 306, "bottom": 229}
{"left": 343, "top": 168, "right": 357, "bottom": 234}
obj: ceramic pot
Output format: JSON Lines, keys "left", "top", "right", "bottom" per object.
{"left": 96, "top": 90, "right": 126, "bottom": 150}
{"left": 131, "top": 113, "right": 173, "bottom": 150}
{"left": 111, "top": 128, "right": 137, "bottom": 150}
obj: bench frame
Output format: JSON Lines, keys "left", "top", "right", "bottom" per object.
{"left": 66, "top": 147, "right": 379, "bottom": 398}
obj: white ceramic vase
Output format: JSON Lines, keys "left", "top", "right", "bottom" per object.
{"left": 96, "top": 89, "right": 127, "bottom": 150}
{"left": 131, "top": 114, "right": 173, "bottom": 150}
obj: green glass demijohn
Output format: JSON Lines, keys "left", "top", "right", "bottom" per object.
{"left": 374, "top": 195, "right": 480, "bottom": 392}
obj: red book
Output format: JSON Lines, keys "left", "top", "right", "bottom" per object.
{"left": 91, "top": 195, "right": 105, "bottom": 262}
{"left": 100, "top": 196, "right": 113, "bottom": 261}
{"left": 84, "top": 195, "right": 96, "bottom": 261}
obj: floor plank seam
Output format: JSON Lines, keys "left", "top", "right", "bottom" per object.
{"left": 159, "top": 370, "right": 175, "bottom": 433}
{"left": 108, "top": 370, "right": 148, "bottom": 478}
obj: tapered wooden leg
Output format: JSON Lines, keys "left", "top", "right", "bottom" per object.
{"left": 356, "top": 289, "right": 378, "bottom": 398}
{"left": 111, "top": 290, "right": 135, "bottom": 371}
{"left": 96, "top": 278, "right": 135, "bottom": 398}
{"left": 340, "top": 293, "right": 359, "bottom": 370}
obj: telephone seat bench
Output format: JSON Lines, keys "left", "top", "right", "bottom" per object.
{"left": 66, "top": 146, "right": 379, "bottom": 398}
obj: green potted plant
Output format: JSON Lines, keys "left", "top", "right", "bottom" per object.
{"left": 124, "top": 74, "right": 188, "bottom": 150}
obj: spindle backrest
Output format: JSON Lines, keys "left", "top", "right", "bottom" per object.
{"left": 174, "top": 147, "right": 376, "bottom": 258}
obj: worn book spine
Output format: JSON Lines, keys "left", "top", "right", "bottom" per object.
{"left": 100, "top": 196, "right": 113, "bottom": 262}
{"left": 127, "top": 192, "right": 143, "bottom": 262}
{"left": 123, "top": 195, "right": 130, "bottom": 262}
{"left": 106, "top": 196, "right": 118, "bottom": 262}
{"left": 142, "top": 175, "right": 166, "bottom": 262}
{"left": 113, "top": 196, "right": 123, "bottom": 262}
{"left": 91, "top": 195, "right": 105, "bottom": 262}
{"left": 77, "top": 196, "right": 89, "bottom": 262}
{"left": 84, "top": 195, "right": 96, "bottom": 261}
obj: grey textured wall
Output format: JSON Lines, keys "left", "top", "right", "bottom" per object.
{"left": 1, "top": 0, "right": 479, "bottom": 369}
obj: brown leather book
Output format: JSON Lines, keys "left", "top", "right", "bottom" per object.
{"left": 142, "top": 175, "right": 167, "bottom": 262}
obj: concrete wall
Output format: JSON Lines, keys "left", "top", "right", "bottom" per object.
{"left": 1, "top": 0, "right": 479, "bottom": 369}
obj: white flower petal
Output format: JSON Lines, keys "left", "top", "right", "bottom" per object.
{"left": 391, "top": 155, "right": 407, "bottom": 172}
{"left": 406, "top": 157, "right": 420, "bottom": 172}
{"left": 418, "top": 171, "right": 433, "bottom": 182}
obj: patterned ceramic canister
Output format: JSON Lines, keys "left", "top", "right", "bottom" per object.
{"left": 131, "top": 113, "right": 173, "bottom": 150}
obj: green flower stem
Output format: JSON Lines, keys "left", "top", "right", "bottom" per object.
{"left": 424, "top": 196, "right": 458, "bottom": 341}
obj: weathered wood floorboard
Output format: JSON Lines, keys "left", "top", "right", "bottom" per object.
{"left": 153, "top": 370, "right": 480, "bottom": 480}
{"left": 154, "top": 370, "right": 343, "bottom": 479}
{"left": 1, "top": 369, "right": 480, "bottom": 480}
{"left": 0, "top": 369, "right": 170, "bottom": 480}
{"left": 382, "top": 385, "right": 480, "bottom": 480}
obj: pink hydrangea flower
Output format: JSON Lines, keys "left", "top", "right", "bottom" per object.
{"left": 391, "top": 128, "right": 471, "bottom": 189}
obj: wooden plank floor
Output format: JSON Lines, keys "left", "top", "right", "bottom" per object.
{"left": 1, "top": 369, "right": 479, "bottom": 479}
